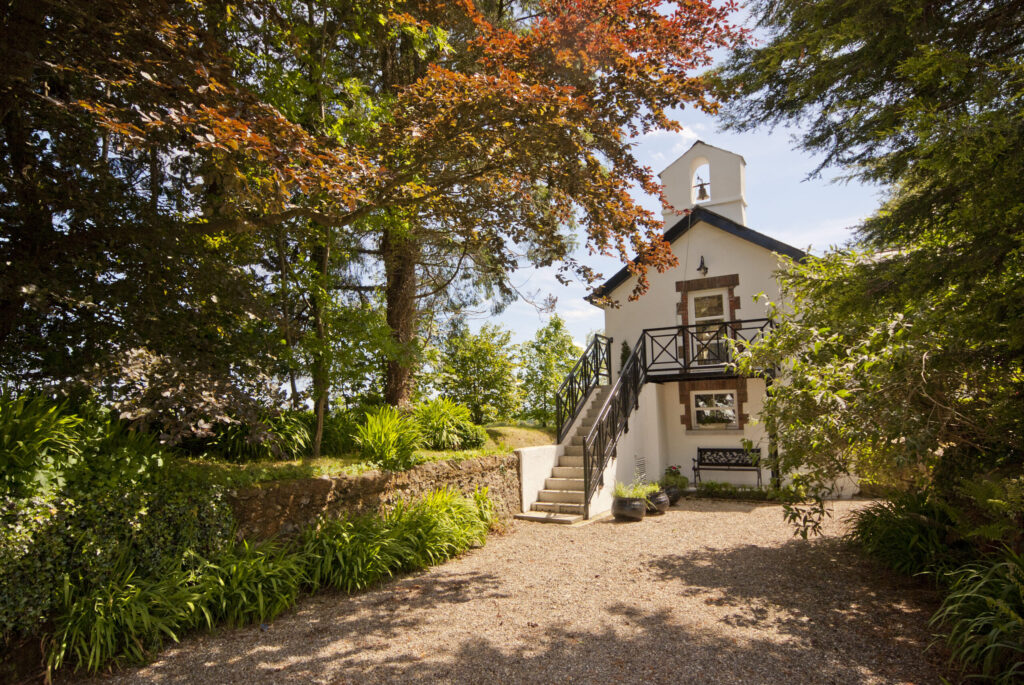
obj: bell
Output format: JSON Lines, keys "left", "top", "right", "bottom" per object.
{"left": 696, "top": 182, "right": 709, "bottom": 201}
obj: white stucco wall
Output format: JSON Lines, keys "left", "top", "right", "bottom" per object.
{"left": 517, "top": 445, "right": 561, "bottom": 512}
{"left": 602, "top": 220, "right": 786, "bottom": 375}
{"left": 590, "top": 216, "right": 786, "bottom": 490}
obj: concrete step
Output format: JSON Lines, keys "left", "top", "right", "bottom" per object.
{"left": 559, "top": 455, "right": 583, "bottom": 467}
{"left": 552, "top": 466, "right": 584, "bottom": 478}
{"left": 515, "top": 511, "right": 582, "bottom": 525}
{"left": 545, "top": 477, "right": 584, "bottom": 491}
{"left": 570, "top": 434, "right": 585, "bottom": 446}
{"left": 563, "top": 444, "right": 583, "bottom": 456}
{"left": 531, "top": 501, "right": 585, "bottom": 515}
{"left": 537, "top": 489, "right": 585, "bottom": 504}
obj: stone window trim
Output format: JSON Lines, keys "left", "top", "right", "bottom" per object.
{"left": 675, "top": 274, "right": 741, "bottom": 326}
{"left": 678, "top": 378, "right": 749, "bottom": 430}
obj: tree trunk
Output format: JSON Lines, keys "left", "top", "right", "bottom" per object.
{"left": 309, "top": 237, "right": 331, "bottom": 457}
{"left": 382, "top": 227, "right": 420, "bottom": 407}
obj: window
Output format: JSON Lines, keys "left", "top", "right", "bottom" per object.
{"left": 688, "top": 289, "right": 729, "bottom": 366}
{"left": 691, "top": 391, "right": 738, "bottom": 429}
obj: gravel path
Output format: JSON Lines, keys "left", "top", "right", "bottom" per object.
{"left": 83, "top": 499, "right": 947, "bottom": 684}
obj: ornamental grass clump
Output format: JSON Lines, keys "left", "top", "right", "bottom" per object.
{"left": 301, "top": 487, "right": 494, "bottom": 593}
{"left": 931, "top": 548, "right": 1024, "bottom": 685}
{"left": 845, "top": 489, "right": 964, "bottom": 577}
{"left": 42, "top": 487, "right": 496, "bottom": 675}
{"left": 413, "top": 398, "right": 476, "bottom": 451}
{"left": 612, "top": 480, "right": 660, "bottom": 500}
{"left": 46, "top": 564, "right": 208, "bottom": 675}
{"left": 195, "top": 540, "right": 306, "bottom": 628}
{"left": 354, "top": 406, "right": 421, "bottom": 470}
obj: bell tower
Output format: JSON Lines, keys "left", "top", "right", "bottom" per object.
{"left": 659, "top": 140, "right": 747, "bottom": 226}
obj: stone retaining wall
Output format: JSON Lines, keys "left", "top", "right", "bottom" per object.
{"left": 228, "top": 454, "right": 520, "bottom": 540}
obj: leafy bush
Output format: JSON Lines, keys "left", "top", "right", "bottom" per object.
{"left": 197, "top": 540, "right": 306, "bottom": 627}
{"left": 413, "top": 398, "right": 487, "bottom": 451}
{"left": 0, "top": 394, "right": 83, "bottom": 498}
{"left": 662, "top": 465, "right": 689, "bottom": 490}
{"left": 46, "top": 564, "right": 208, "bottom": 674}
{"left": 210, "top": 412, "right": 311, "bottom": 462}
{"left": 0, "top": 402, "right": 233, "bottom": 644}
{"left": 845, "top": 490, "right": 966, "bottom": 577}
{"left": 457, "top": 422, "right": 488, "bottom": 449}
{"left": 354, "top": 406, "right": 421, "bottom": 470}
{"left": 414, "top": 398, "right": 471, "bottom": 450}
{"left": 613, "top": 480, "right": 660, "bottom": 499}
{"left": 301, "top": 487, "right": 493, "bottom": 593}
{"left": 42, "top": 488, "right": 495, "bottom": 674}
{"left": 932, "top": 548, "right": 1024, "bottom": 684}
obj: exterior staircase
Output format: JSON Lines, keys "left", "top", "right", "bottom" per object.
{"left": 515, "top": 385, "right": 612, "bottom": 525}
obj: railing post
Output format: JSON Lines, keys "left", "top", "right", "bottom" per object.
{"left": 583, "top": 443, "right": 591, "bottom": 519}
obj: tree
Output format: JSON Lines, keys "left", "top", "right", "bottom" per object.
{"left": 1, "top": 0, "right": 743, "bottom": 441}
{"left": 519, "top": 316, "right": 583, "bottom": 427}
{"left": 721, "top": 0, "right": 1024, "bottom": 525}
{"left": 224, "top": 0, "right": 744, "bottom": 408}
{"left": 436, "top": 323, "right": 521, "bottom": 424}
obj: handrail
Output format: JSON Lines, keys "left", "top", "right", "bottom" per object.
{"left": 580, "top": 319, "right": 774, "bottom": 517}
{"left": 554, "top": 333, "right": 612, "bottom": 442}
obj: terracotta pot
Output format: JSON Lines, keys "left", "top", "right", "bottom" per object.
{"left": 646, "top": 490, "right": 670, "bottom": 514}
{"left": 612, "top": 497, "right": 646, "bottom": 521}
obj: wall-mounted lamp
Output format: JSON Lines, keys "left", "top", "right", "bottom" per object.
{"left": 697, "top": 255, "right": 709, "bottom": 277}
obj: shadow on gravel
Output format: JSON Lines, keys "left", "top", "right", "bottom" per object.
{"left": 75, "top": 519, "right": 948, "bottom": 685}
{"left": 95, "top": 540, "right": 949, "bottom": 684}
{"left": 320, "top": 600, "right": 944, "bottom": 685}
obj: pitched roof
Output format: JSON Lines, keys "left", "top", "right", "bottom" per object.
{"left": 589, "top": 205, "right": 807, "bottom": 301}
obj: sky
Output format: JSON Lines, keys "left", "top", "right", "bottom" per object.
{"left": 478, "top": 106, "right": 888, "bottom": 348}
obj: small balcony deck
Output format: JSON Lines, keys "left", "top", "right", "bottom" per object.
{"left": 635, "top": 318, "right": 773, "bottom": 383}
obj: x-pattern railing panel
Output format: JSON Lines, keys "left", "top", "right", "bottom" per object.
{"left": 555, "top": 334, "right": 612, "bottom": 442}
{"left": 580, "top": 319, "right": 773, "bottom": 517}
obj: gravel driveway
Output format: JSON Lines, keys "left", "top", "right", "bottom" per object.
{"left": 82, "top": 499, "right": 947, "bottom": 684}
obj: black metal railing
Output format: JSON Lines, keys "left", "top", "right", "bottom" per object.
{"left": 555, "top": 333, "right": 612, "bottom": 443}
{"left": 580, "top": 319, "right": 773, "bottom": 517}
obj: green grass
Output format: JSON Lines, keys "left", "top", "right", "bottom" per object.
{"left": 178, "top": 422, "right": 555, "bottom": 487}
{"left": 177, "top": 456, "right": 370, "bottom": 488}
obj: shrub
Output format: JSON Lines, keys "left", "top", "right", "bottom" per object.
{"left": 0, "top": 394, "right": 83, "bottom": 498}
{"left": 413, "top": 398, "right": 487, "bottom": 451}
{"left": 301, "top": 487, "right": 494, "bottom": 593}
{"left": 37, "top": 487, "right": 494, "bottom": 675}
{"left": 210, "top": 412, "right": 311, "bottom": 462}
{"left": 196, "top": 540, "right": 306, "bottom": 628}
{"left": 45, "top": 564, "right": 208, "bottom": 674}
{"left": 845, "top": 490, "right": 967, "bottom": 577}
{"left": 662, "top": 465, "right": 689, "bottom": 490}
{"left": 457, "top": 422, "right": 489, "bottom": 449}
{"left": 0, "top": 495, "right": 68, "bottom": 640}
{"left": 0, "top": 433, "right": 233, "bottom": 644}
{"left": 932, "top": 548, "right": 1024, "bottom": 684}
{"left": 354, "top": 406, "right": 421, "bottom": 470}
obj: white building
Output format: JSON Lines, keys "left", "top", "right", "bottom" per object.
{"left": 518, "top": 141, "right": 807, "bottom": 523}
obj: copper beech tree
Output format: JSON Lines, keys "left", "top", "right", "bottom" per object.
{"left": 1, "top": 0, "right": 741, "bottom": 448}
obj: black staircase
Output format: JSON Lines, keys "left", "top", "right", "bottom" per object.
{"left": 555, "top": 334, "right": 612, "bottom": 443}
{"left": 580, "top": 319, "right": 773, "bottom": 517}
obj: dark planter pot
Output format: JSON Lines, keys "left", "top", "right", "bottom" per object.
{"left": 662, "top": 485, "right": 682, "bottom": 506}
{"left": 612, "top": 497, "right": 646, "bottom": 522}
{"left": 646, "top": 490, "right": 670, "bottom": 514}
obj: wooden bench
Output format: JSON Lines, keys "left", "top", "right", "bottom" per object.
{"left": 693, "top": 447, "right": 763, "bottom": 488}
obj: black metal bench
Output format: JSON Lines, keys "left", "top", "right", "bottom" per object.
{"left": 693, "top": 447, "right": 762, "bottom": 487}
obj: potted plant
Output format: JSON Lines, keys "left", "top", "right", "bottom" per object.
{"left": 660, "top": 465, "right": 689, "bottom": 505}
{"left": 611, "top": 480, "right": 660, "bottom": 521}
{"left": 646, "top": 487, "right": 670, "bottom": 514}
